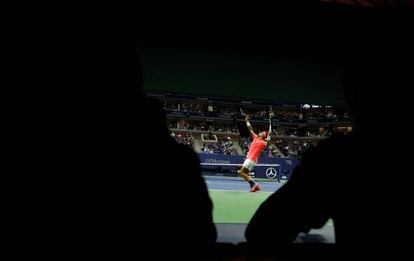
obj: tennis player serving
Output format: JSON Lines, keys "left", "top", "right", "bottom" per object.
{"left": 238, "top": 108, "right": 273, "bottom": 192}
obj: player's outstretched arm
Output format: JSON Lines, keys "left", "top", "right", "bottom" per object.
{"left": 245, "top": 115, "right": 256, "bottom": 136}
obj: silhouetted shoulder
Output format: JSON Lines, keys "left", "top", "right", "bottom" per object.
{"left": 310, "top": 133, "right": 353, "bottom": 156}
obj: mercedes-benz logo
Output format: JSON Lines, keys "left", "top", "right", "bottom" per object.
{"left": 266, "top": 167, "right": 278, "bottom": 179}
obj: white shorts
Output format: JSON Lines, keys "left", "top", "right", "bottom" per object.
{"left": 242, "top": 158, "right": 256, "bottom": 171}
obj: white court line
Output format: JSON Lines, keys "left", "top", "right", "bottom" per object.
{"left": 208, "top": 189, "right": 273, "bottom": 194}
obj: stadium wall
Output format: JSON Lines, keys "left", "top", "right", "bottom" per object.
{"left": 198, "top": 153, "right": 299, "bottom": 179}
{"left": 138, "top": 46, "right": 345, "bottom": 107}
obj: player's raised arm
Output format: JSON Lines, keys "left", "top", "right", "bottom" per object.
{"left": 245, "top": 115, "right": 256, "bottom": 137}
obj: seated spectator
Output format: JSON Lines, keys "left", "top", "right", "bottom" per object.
{"left": 246, "top": 55, "right": 411, "bottom": 258}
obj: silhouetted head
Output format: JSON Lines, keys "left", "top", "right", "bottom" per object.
{"left": 342, "top": 27, "right": 414, "bottom": 136}
{"left": 343, "top": 58, "right": 399, "bottom": 135}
